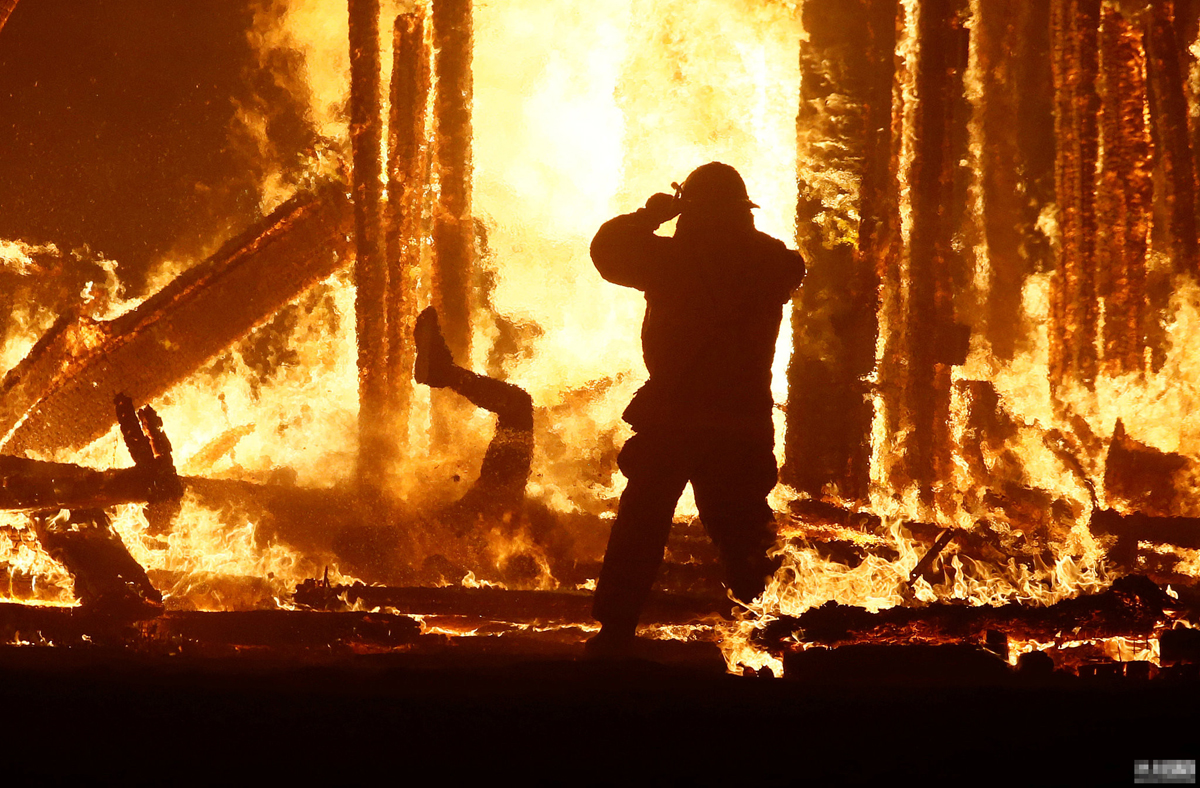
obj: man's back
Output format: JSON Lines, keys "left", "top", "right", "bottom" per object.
{"left": 591, "top": 200, "right": 804, "bottom": 430}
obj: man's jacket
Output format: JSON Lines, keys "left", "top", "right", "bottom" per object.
{"left": 591, "top": 207, "right": 805, "bottom": 436}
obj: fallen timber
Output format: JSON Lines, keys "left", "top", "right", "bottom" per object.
{"left": 0, "top": 180, "right": 353, "bottom": 457}
{"left": 0, "top": 604, "right": 420, "bottom": 653}
{"left": 0, "top": 395, "right": 182, "bottom": 609}
{"left": 753, "top": 575, "right": 1193, "bottom": 658}
{"left": 0, "top": 394, "right": 179, "bottom": 511}
{"left": 293, "top": 578, "right": 727, "bottom": 628}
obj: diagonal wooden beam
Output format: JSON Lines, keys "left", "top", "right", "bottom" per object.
{"left": 0, "top": 181, "right": 353, "bottom": 457}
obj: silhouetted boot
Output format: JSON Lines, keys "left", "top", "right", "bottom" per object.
{"left": 584, "top": 621, "right": 638, "bottom": 659}
{"left": 414, "top": 306, "right": 455, "bottom": 387}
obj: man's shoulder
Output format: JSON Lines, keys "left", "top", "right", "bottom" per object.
{"left": 747, "top": 231, "right": 805, "bottom": 295}
{"left": 749, "top": 229, "right": 794, "bottom": 253}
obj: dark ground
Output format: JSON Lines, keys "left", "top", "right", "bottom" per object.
{"left": 0, "top": 637, "right": 1193, "bottom": 786}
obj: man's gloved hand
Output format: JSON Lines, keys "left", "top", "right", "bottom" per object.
{"left": 642, "top": 192, "right": 681, "bottom": 226}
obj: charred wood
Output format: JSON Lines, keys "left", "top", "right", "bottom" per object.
{"left": 976, "top": 0, "right": 1054, "bottom": 361}
{"left": 783, "top": 643, "right": 1012, "bottom": 686}
{"left": 0, "top": 182, "right": 353, "bottom": 457}
{"left": 385, "top": 12, "right": 432, "bottom": 446}
{"left": 1160, "top": 625, "right": 1200, "bottom": 665}
{"left": 142, "top": 609, "right": 421, "bottom": 653}
{"left": 0, "top": 601, "right": 137, "bottom": 647}
{"left": 350, "top": 0, "right": 389, "bottom": 493}
{"left": 1103, "top": 419, "right": 1188, "bottom": 515}
{"left": 0, "top": 0, "right": 17, "bottom": 35}
{"left": 31, "top": 509, "right": 161, "bottom": 612}
{"left": 293, "top": 579, "right": 725, "bottom": 627}
{"left": 1145, "top": 0, "right": 1200, "bottom": 280}
{"left": 0, "top": 458, "right": 170, "bottom": 512}
{"left": 785, "top": 497, "right": 884, "bottom": 535}
{"left": 784, "top": 0, "right": 896, "bottom": 503}
{"left": 0, "top": 604, "right": 420, "bottom": 653}
{"left": 895, "top": 0, "right": 970, "bottom": 499}
{"left": 1050, "top": 0, "right": 1102, "bottom": 388}
{"left": 0, "top": 397, "right": 180, "bottom": 512}
{"left": 907, "top": 527, "right": 955, "bottom": 586}
{"left": 431, "top": 0, "right": 474, "bottom": 361}
{"left": 756, "top": 575, "right": 1180, "bottom": 651}
{"left": 1089, "top": 508, "right": 1200, "bottom": 551}
{"left": 1097, "top": 7, "right": 1152, "bottom": 376}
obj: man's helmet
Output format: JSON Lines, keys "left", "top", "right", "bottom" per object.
{"left": 678, "top": 162, "right": 759, "bottom": 209}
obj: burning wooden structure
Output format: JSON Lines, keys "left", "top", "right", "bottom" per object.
{"left": 0, "top": 0, "right": 1196, "bottom": 705}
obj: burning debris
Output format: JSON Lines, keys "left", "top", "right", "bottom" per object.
{"left": 0, "top": 0, "right": 1194, "bottom": 694}
{"left": 0, "top": 182, "right": 353, "bottom": 459}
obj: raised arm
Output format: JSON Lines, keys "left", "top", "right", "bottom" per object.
{"left": 590, "top": 193, "right": 680, "bottom": 290}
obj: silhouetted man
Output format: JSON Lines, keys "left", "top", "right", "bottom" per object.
{"left": 587, "top": 162, "right": 805, "bottom": 655}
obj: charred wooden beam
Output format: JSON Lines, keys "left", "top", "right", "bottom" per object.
{"left": 1144, "top": 0, "right": 1200, "bottom": 280}
{"left": 1090, "top": 508, "right": 1200, "bottom": 551}
{"left": 756, "top": 574, "right": 1180, "bottom": 651}
{"left": 385, "top": 12, "right": 432, "bottom": 451}
{"left": 0, "top": 397, "right": 180, "bottom": 511}
{"left": 899, "top": 0, "right": 970, "bottom": 499}
{"left": 146, "top": 609, "right": 421, "bottom": 652}
{"left": 0, "top": 0, "right": 18, "bottom": 35}
{"left": 785, "top": 497, "right": 885, "bottom": 534}
{"left": 1050, "top": 0, "right": 1102, "bottom": 388}
{"left": 0, "top": 181, "right": 353, "bottom": 457}
{"left": 1096, "top": 8, "right": 1152, "bottom": 376}
{"left": 907, "top": 527, "right": 956, "bottom": 586}
{"left": 32, "top": 509, "right": 162, "bottom": 612}
{"left": 0, "top": 604, "right": 421, "bottom": 652}
{"left": 976, "top": 0, "right": 1055, "bottom": 361}
{"left": 293, "top": 579, "right": 725, "bottom": 627}
{"left": 431, "top": 0, "right": 474, "bottom": 361}
{"left": 0, "top": 458, "right": 169, "bottom": 512}
{"left": 784, "top": 0, "right": 896, "bottom": 503}
{"left": 350, "top": 0, "right": 389, "bottom": 493}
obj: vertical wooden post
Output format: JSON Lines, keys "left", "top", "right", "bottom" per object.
{"left": 1145, "top": 0, "right": 1199, "bottom": 279}
{"left": 783, "top": 0, "right": 898, "bottom": 504}
{"left": 976, "top": 0, "right": 1054, "bottom": 362}
{"left": 349, "top": 0, "right": 388, "bottom": 493}
{"left": 431, "top": 0, "right": 474, "bottom": 362}
{"left": 386, "top": 12, "right": 432, "bottom": 454}
{"left": 1050, "top": 0, "right": 1102, "bottom": 390}
{"left": 901, "top": 0, "right": 970, "bottom": 501}
{"left": 1096, "top": 7, "right": 1152, "bottom": 376}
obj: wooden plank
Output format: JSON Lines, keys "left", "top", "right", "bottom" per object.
{"left": 0, "top": 181, "right": 352, "bottom": 457}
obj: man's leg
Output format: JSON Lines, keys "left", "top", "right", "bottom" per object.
{"left": 415, "top": 307, "right": 534, "bottom": 519}
{"left": 690, "top": 434, "right": 780, "bottom": 606}
{"left": 590, "top": 430, "right": 689, "bottom": 648}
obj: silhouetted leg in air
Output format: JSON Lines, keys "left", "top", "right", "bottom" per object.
{"left": 414, "top": 307, "right": 534, "bottom": 526}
